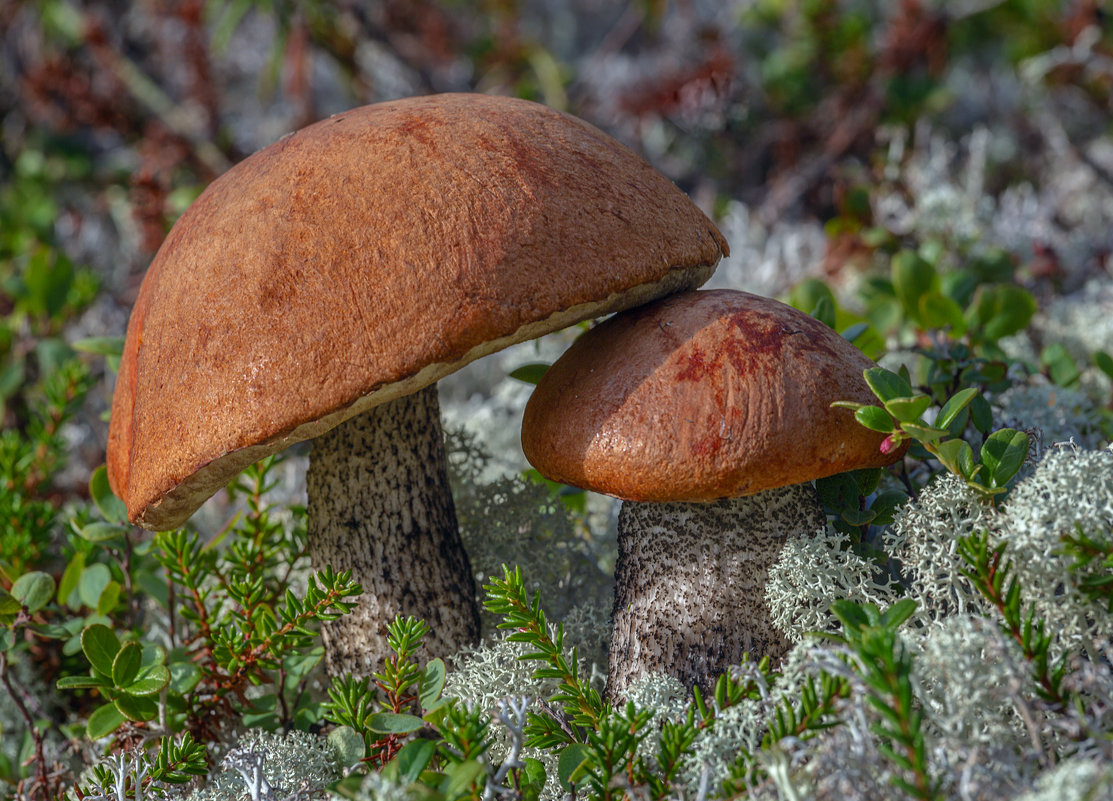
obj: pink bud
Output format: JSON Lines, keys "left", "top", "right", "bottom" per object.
{"left": 880, "top": 434, "right": 899, "bottom": 455}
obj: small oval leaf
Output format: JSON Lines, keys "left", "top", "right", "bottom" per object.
{"left": 112, "top": 641, "right": 143, "bottom": 688}
{"left": 395, "top": 737, "right": 438, "bottom": 783}
{"left": 558, "top": 744, "right": 592, "bottom": 790}
{"left": 81, "top": 624, "right": 120, "bottom": 676}
{"left": 367, "top": 712, "right": 424, "bottom": 734}
{"left": 114, "top": 693, "right": 159, "bottom": 722}
{"left": 508, "top": 363, "right": 550, "bottom": 385}
{"left": 126, "top": 665, "right": 171, "bottom": 696}
{"left": 86, "top": 702, "right": 126, "bottom": 740}
{"left": 328, "top": 726, "right": 367, "bottom": 767}
{"left": 883, "top": 394, "right": 932, "bottom": 424}
{"left": 936, "top": 387, "right": 979, "bottom": 430}
{"left": 854, "top": 406, "right": 894, "bottom": 433}
{"left": 981, "top": 429, "right": 1030, "bottom": 488}
{"left": 79, "top": 522, "right": 128, "bottom": 543}
{"left": 90, "top": 465, "right": 128, "bottom": 524}
{"left": 56, "top": 674, "right": 110, "bottom": 690}
{"left": 169, "top": 661, "right": 202, "bottom": 694}
{"left": 863, "top": 368, "right": 914, "bottom": 403}
{"left": 419, "top": 658, "right": 446, "bottom": 709}
{"left": 11, "top": 572, "right": 55, "bottom": 613}
{"left": 78, "top": 564, "right": 112, "bottom": 610}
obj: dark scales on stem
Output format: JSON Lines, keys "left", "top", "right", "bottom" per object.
{"left": 608, "top": 482, "right": 824, "bottom": 698}
{"left": 307, "top": 384, "right": 479, "bottom": 676}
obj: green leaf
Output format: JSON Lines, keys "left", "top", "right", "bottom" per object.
{"left": 169, "top": 662, "right": 203, "bottom": 694}
{"left": 419, "top": 658, "right": 446, "bottom": 709}
{"left": 918, "top": 292, "right": 966, "bottom": 335}
{"left": 367, "top": 712, "right": 424, "bottom": 734}
{"left": 840, "top": 322, "right": 869, "bottom": 342}
{"left": 971, "top": 284, "right": 1037, "bottom": 342}
{"left": 78, "top": 563, "right": 112, "bottom": 610}
{"left": 883, "top": 395, "right": 932, "bottom": 424}
{"left": 86, "top": 702, "right": 126, "bottom": 740}
{"left": 880, "top": 598, "right": 918, "bottom": 629}
{"left": 520, "top": 758, "right": 546, "bottom": 799}
{"left": 557, "top": 743, "right": 591, "bottom": 790}
{"left": 508, "top": 363, "right": 550, "bottom": 385}
{"left": 81, "top": 624, "right": 120, "bottom": 676}
{"left": 936, "top": 387, "right": 979, "bottom": 430}
{"left": 90, "top": 465, "right": 128, "bottom": 524}
{"left": 125, "top": 665, "right": 170, "bottom": 696}
{"left": 1041, "top": 343, "right": 1081, "bottom": 388}
{"left": 899, "top": 422, "right": 948, "bottom": 443}
{"left": 810, "top": 295, "right": 836, "bottom": 329}
{"left": 863, "top": 368, "right": 914, "bottom": 403}
{"left": 11, "top": 572, "right": 55, "bottom": 613}
{"left": 72, "top": 336, "right": 124, "bottom": 357}
{"left": 789, "top": 278, "right": 835, "bottom": 317}
{"left": 0, "top": 590, "right": 20, "bottom": 626}
{"left": 981, "top": 429, "right": 1029, "bottom": 488}
{"left": 394, "top": 738, "right": 437, "bottom": 784}
{"left": 934, "top": 439, "right": 975, "bottom": 480}
{"left": 328, "top": 726, "right": 367, "bottom": 767}
{"left": 97, "top": 581, "right": 121, "bottom": 616}
{"left": 840, "top": 507, "right": 877, "bottom": 526}
{"left": 112, "top": 641, "right": 143, "bottom": 688}
{"left": 1095, "top": 350, "right": 1113, "bottom": 381}
{"left": 114, "top": 693, "right": 159, "bottom": 722}
{"left": 439, "top": 760, "right": 484, "bottom": 798}
{"left": 58, "top": 552, "right": 85, "bottom": 609}
{"left": 869, "top": 490, "right": 909, "bottom": 525}
{"left": 56, "top": 674, "right": 110, "bottom": 690}
{"left": 854, "top": 406, "right": 894, "bottom": 433}
{"left": 140, "top": 642, "right": 166, "bottom": 669}
{"left": 78, "top": 522, "right": 128, "bottom": 543}
{"left": 23, "top": 245, "right": 74, "bottom": 318}
{"left": 969, "top": 394, "right": 994, "bottom": 434}
{"left": 891, "top": 250, "right": 938, "bottom": 323}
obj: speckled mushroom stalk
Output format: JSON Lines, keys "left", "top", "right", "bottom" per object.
{"left": 609, "top": 485, "right": 822, "bottom": 697}
{"left": 105, "top": 93, "right": 727, "bottom": 678}
{"left": 306, "top": 386, "right": 478, "bottom": 675}
{"left": 521, "top": 290, "right": 906, "bottom": 699}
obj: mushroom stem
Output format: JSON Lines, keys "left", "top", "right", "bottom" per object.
{"left": 307, "top": 383, "right": 480, "bottom": 675}
{"left": 607, "top": 482, "right": 824, "bottom": 699}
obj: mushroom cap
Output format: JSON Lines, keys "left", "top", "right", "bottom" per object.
{"left": 108, "top": 93, "right": 727, "bottom": 530}
{"left": 521, "top": 289, "right": 905, "bottom": 502}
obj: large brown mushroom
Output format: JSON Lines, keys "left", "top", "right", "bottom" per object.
{"left": 521, "top": 289, "right": 904, "bottom": 696}
{"left": 106, "top": 93, "right": 727, "bottom": 674}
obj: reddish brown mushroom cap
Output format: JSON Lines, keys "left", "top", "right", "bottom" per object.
{"left": 107, "top": 93, "right": 727, "bottom": 530}
{"left": 521, "top": 289, "right": 904, "bottom": 501}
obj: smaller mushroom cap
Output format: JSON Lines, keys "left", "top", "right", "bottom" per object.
{"left": 521, "top": 289, "right": 904, "bottom": 502}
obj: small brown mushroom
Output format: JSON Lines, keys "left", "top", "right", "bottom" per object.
{"left": 106, "top": 94, "right": 727, "bottom": 675}
{"left": 521, "top": 289, "right": 904, "bottom": 697}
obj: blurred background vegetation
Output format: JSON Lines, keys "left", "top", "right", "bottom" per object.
{"left": 1, "top": 0, "right": 1112, "bottom": 796}
{"left": 2, "top": 0, "right": 1110, "bottom": 498}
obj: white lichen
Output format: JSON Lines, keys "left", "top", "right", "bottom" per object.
{"left": 766, "top": 526, "right": 898, "bottom": 642}
{"left": 883, "top": 473, "right": 1000, "bottom": 623}
{"left": 185, "top": 730, "right": 339, "bottom": 801}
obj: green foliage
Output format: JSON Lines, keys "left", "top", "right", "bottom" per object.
{"left": 835, "top": 366, "right": 1029, "bottom": 501}
{"left": 1059, "top": 524, "right": 1113, "bottom": 613}
{"left": 828, "top": 600, "right": 940, "bottom": 800}
{"left": 80, "top": 734, "right": 208, "bottom": 799}
{"left": 483, "top": 565, "right": 607, "bottom": 744}
{"left": 956, "top": 531, "right": 1070, "bottom": 707}
{"left": 323, "top": 616, "right": 447, "bottom": 767}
